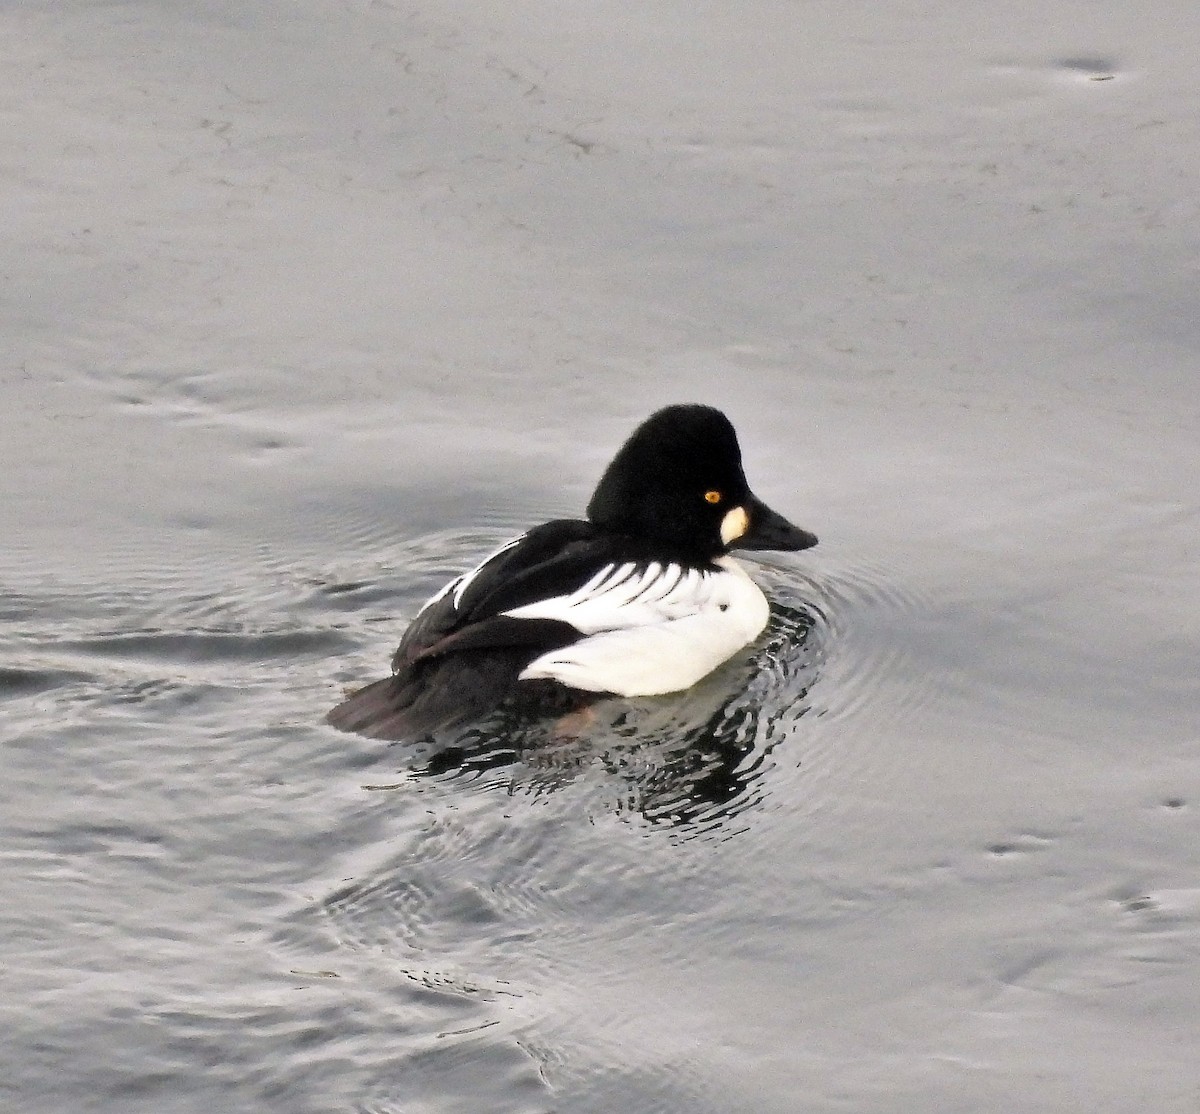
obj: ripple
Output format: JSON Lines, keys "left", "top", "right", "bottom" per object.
{"left": 988, "top": 55, "right": 1130, "bottom": 89}
{"left": 321, "top": 873, "right": 434, "bottom": 952}
{"left": 1054, "top": 55, "right": 1121, "bottom": 82}
{"left": 809, "top": 558, "right": 933, "bottom": 716}
{"left": 2, "top": 566, "right": 364, "bottom": 729}
{"left": 0, "top": 665, "right": 93, "bottom": 698}
{"left": 316, "top": 523, "right": 541, "bottom": 617}
{"left": 59, "top": 627, "right": 350, "bottom": 665}
{"left": 735, "top": 553, "right": 941, "bottom": 853}
{"left": 277, "top": 860, "right": 536, "bottom": 1015}
{"left": 355, "top": 1028, "right": 552, "bottom": 1114}
{"left": 1117, "top": 887, "right": 1200, "bottom": 928}
{"left": 308, "top": 503, "right": 543, "bottom": 587}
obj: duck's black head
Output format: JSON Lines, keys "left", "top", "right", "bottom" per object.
{"left": 586, "top": 404, "right": 818, "bottom": 559}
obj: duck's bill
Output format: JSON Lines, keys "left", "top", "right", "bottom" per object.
{"left": 734, "top": 496, "right": 818, "bottom": 552}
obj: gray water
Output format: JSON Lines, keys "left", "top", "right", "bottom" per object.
{"left": 3, "top": 2, "right": 1199, "bottom": 1111}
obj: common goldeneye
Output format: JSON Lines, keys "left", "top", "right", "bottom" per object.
{"left": 326, "top": 404, "right": 817, "bottom": 739}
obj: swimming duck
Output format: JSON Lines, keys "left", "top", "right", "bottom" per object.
{"left": 326, "top": 404, "right": 817, "bottom": 739}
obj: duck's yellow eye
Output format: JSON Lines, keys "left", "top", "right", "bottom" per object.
{"left": 704, "top": 490, "right": 722, "bottom": 504}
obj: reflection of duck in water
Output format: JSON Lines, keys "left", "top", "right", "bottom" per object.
{"left": 327, "top": 405, "right": 818, "bottom": 741}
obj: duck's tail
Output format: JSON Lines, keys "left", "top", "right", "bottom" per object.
{"left": 325, "top": 651, "right": 532, "bottom": 740}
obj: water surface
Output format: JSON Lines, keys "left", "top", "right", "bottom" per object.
{"left": 3, "top": 1, "right": 1199, "bottom": 1111}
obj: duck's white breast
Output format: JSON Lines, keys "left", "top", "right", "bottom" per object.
{"left": 514, "top": 556, "right": 769, "bottom": 696}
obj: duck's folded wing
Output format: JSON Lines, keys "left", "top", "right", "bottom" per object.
{"left": 403, "top": 547, "right": 723, "bottom": 663}
{"left": 390, "top": 519, "right": 598, "bottom": 669}
{"left": 328, "top": 520, "right": 604, "bottom": 739}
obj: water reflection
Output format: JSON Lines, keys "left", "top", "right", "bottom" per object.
{"left": 382, "top": 600, "right": 824, "bottom": 833}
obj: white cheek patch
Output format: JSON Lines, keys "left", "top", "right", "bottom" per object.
{"left": 720, "top": 506, "right": 749, "bottom": 545}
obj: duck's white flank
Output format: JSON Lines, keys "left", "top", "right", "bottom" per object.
{"left": 512, "top": 556, "right": 770, "bottom": 696}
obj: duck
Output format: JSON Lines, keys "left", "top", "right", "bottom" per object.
{"left": 326, "top": 404, "right": 817, "bottom": 739}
